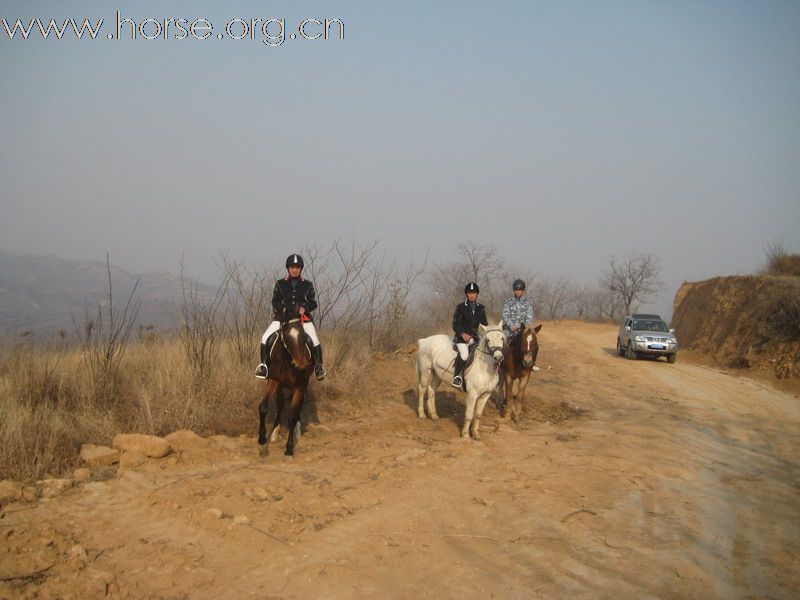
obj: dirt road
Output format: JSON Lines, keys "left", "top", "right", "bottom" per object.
{"left": 2, "top": 321, "right": 799, "bottom": 599}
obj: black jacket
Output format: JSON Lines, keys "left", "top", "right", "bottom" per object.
{"left": 452, "top": 301, "right": 488, "bottom": 340}
{"left": 272, "top": 277, "right": 318, "bottom": 320}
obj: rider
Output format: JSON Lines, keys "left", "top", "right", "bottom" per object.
{"left": 502, "top": 279, "right": 539, "bottom": 371}
{"left": 255, "top": 254, "right": 326, "bottom": 381}
{"left": 451, "top": 282, "right": 488, "bottom": 389}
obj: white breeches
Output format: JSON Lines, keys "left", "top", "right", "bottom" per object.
{"left": 456, "top": 342, "right": 470, "bottom": 360}
{"left": 261, "top": 321, "right": 320, "bottom": 346}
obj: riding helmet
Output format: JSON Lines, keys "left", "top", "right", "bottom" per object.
{"left": 464, "top": 282, "right": 480, "bottom": 295}
{"left": 513, "top": 279, "right": 526, "bottom": 291}
{"left": 286, "top": 254, "right": 304, "bottom": 270}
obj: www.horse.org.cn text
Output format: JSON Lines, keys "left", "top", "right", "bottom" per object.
{"left": 1, "top": 12, "right": 345, "bottom": 47}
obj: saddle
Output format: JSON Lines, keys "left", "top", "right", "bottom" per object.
{"left": 452, "top": 337, "right": 480, "bottom": 370}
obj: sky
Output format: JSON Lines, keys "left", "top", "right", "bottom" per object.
{"left": 1, "top": 0, "right": 799, "bottom": 318}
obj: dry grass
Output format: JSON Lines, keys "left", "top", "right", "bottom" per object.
{"left": 767, "top": 254, "right": 800, "bottom": 277}
{"left": 0, "top": 329, "right": 370, "bottom": 481}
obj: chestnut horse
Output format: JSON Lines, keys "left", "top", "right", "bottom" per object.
{"left": 500, "top": 324, "right": 542, "bottom": 421}
{"left": 257, "top": 318, "right": 314, "bottom": 457}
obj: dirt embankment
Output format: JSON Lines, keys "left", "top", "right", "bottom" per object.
{"left": 672, "top": 275, "right": 800, "bottom": 384}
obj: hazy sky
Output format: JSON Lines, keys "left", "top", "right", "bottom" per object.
{"left": 1, "top": 1, "right": 799, "bottom": 317}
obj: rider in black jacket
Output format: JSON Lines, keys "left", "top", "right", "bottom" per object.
{"left": 255, "top": 254, "right": 326, "bottom": 380}
{"left": 451, "top": 282, "right": 488, "bottom": 388}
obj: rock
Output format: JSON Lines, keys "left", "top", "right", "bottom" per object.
{"left": 112, "top": 433, "right": 172, "bottom": 458}
{"left": 248, "top": 487, "right": 269, "bottom": 502}
{"left": 0, "top": 480, "right": 21, "bottom": 505}
{"left": 118, "top": 451, "right": 146, "bottom": 471}
{"left": 232, "top": 515, "right": 250, "bottom": 525}
{"left": 80, "top": 444, "right": 120, "bottom": 467}
{"left": 39, "top": 478, "right": 73, "bottom": 498}
{"left": 165, "top": 430, "right": 206, "bottom": 450}
{"left": 69, "top": 544, "right": 88, "bottom": 561}
{"left": 21, "top": 484, "right": 41, "bottom": 502}
{"left": 207, "top": 508, "right": 225, "bottom": 519}
{"left": 73, "top": 468, "right": 92, "bottom": 482}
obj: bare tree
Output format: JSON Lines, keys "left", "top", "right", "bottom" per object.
{"left": 569, "top": 284, "right": 594, "bottom": 320}
{"left": 73, "top": 253, "right": 140, "bottom": 404}
{"left": 302, "top": 237, "right": 378, "bottom": 329}
{"left": 600, "top": 254, "right": 662, "bottom": 316}
{"left": 179, "top": 257, "right": 231, "bottom": 379}
{"left": 532, "top": 276, "right": 575, "bottom": 320}
{"left": 424, "top": 243, "right": 510, "bottom": 321}
{"left": 222, "top": 256, "right": 277, "bottom": 365}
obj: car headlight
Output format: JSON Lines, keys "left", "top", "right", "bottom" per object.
{"left": 634, "top": 336, "right": 645, "bottom": 342}
{"left": 669, "top": 338, "right": 677, "bottom": 345}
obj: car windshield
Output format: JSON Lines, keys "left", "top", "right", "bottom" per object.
{"left": 633, "top": 320, "right": 668, "bottom": 332}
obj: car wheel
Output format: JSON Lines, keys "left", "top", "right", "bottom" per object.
{"left": 616, "top": 338, "right": 624, "bottom": 356}
{"left": 626, "top": 342, "right": 637, "bottom": 360}
{"left": 667, "top": 353, "right": 677, "bottom": 364}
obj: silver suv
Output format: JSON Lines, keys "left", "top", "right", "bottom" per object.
{"left": 616, "top": 313, "right": 678, "bottom": 363}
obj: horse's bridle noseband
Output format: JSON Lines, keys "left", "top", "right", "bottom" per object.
{"left": 478, "top": 327, "right": 507, "bottom": 357}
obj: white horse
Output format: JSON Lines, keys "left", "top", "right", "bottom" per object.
{"left": 416, "top": 322, "right": 506, "bottom": 440}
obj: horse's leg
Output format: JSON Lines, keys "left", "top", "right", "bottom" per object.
{"left": 516, "top": 371, "right": 532, "bottom": 419}
{"left": 270, "top": 389, "right": 285, "bottom": 442}
{"left": 258, "top": 380, "right": 279, "bottom": 456}
{"left": 471, "top": 392, "right": 491, "bottom": 440}
{"left": 461, "top": 390, "right": 477, "bottom": 438}
{"left": 502, "top": 372, "right": 513, "bottom": 419}
{"left": 427, "top": 373, "right": 441, "bottom": 420}
{"left": 417, "top": 364, "right": 431, "bottom": 419}
{"left": 284, "top": 386, "right": 305, "bottom": 457}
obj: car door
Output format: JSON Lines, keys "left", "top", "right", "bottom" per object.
{"left": 621, "top": 318, "right": 632, "bottom": 346}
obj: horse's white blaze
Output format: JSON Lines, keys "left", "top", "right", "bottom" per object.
{"left": 526, "top": 334, "right": 532, "bottom": 351}
{"left": 416, "top": 323, "right": 504, "bottom": 439}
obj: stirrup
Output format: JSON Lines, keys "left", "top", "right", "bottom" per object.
{"left": 255, "top": 363, "right": 268, "bottom": 379}
{"left": 314, "top": 364, "right": 326, "bottom": 381}
{"left": 451, "top": 375, "right": 463, "bottom": 389}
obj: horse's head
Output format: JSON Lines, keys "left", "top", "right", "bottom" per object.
{"left": 280, "top": 319, "right": 312, "bottom": 370}
{"left": 479, "top": 322, "right": 506, "bottom": 364}
{"left": 520, "top": 324, "right": 542, "bottom": 368}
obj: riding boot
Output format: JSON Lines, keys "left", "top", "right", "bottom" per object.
{"left": 255, "top": 334, "right": 277, "bottom": 379}
{"left": 312, "top": 345, "right": 326, "bottom": 380}
{"left": 451, "top": 354, "right": 465, "bottom": 389}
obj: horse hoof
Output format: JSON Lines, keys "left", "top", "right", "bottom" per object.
{"left": 283, "top": 452, "right": 294, "bottom": 461}
{"left": 417, "top": 413, "right": 426, "bottom": 419}
{"left": 258, "top": 444, "right": 268, "bottom": 457}
{"left": 270, "top": 427, "right": 280, "bottom": 443}
{"left": 430, "top": 414, "right": 439, "bottom": 421}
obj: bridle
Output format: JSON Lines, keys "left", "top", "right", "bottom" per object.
{"left": 478, "top": 327, "right": 506, "bottom": 357}
{"left": 278, "top": 318, "right": 312, "bottom": 363}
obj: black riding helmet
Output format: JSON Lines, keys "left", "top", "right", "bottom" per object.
{"left": 513, "top": 279, "right": 526, "bottom": 291}
{"left": 286, "top": 254, "right": 304, "bottom": 270}
{"left": 464, "top": 282, "right": 479, "bottom": 295}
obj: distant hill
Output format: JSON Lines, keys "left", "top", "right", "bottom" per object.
{"left": 0, "top": 250, "right": 211, "bottom": 338}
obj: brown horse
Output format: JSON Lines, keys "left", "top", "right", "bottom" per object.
{"left": 500, "top": 323, "right": 542, "bottom": 421}
{"left": 257, "top": 318, "right": 314, "bottom": 457}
